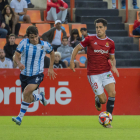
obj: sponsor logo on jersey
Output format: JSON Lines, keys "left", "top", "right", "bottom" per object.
{"left": 5, "top": 64, "right": 7, "bottom": 67}
{"left": 94, "top": 42, "right": 97, "bottom": 45}
{"left": 105, "top": 42, "right": 109, "bottom": 47}
{"left": 94, "top": 49, "right": 108, "bottom": 54}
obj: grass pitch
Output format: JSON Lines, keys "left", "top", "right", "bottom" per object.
{"left": 0, "top": 116, "right": 140, "bottom": 140}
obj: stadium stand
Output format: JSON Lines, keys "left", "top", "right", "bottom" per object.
{"left": 0, "top": 39, "right": 6, "bottom": 49}
{"left": 76, "top": 54, "right": 87, "bottom": 68}
{"left": 129, "top": 24, "right": 140, "bottom": 37}
{"left": 15, "top": 38, "right": 22, "bottom": 45}
{"left": 19, "top": 24, "right": 32, "bottom": 36}
{"left": 36, "top": 24, "right": 51, "bottom": 37}
{"left": 26, "top": 10, "right": 44, "bottom": 23}
{"left": 43, "top": 10, "right": 54, "bottom": 23}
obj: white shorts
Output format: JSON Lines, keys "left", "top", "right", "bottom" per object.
{"left": 87, "top": 71, "right": 115, "bottom": 95}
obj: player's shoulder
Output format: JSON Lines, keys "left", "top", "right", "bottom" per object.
{"left": 19, "top": 38, "right": 29, "bottom": 45}
{"left": 41, "top": 40, "right": 51, "bottom": 47}
{"left": 106, "top": 37, "right": 115, "bottom": 44}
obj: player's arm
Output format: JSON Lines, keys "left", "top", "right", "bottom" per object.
{"left": 109, "top": 55, "right": 119, "bottom": 77}
{"left": 48, "top": 50, "right": 57, "bottom": 80}
{"left": 70, "top": 44, "right": 83, "bottom": 72}
{"left": 70, "top": 36, "right": 89, "bottom": 72}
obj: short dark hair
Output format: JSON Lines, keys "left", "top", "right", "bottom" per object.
{"left": 26, "top": 25, "right": 38, "bottom": 37}
{"left": 62, "top": 36, "right": 68, "bottom": 40}
{"left": 94, "top": 18, "right": 108, "bottom": 27}
{"left": 80, "top": 28, "right": 87, "bottom": 31}
{"left": 9, "top": 34, "right": 15, "bottom": 38}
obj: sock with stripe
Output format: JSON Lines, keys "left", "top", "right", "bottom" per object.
{"left": 106, "top": 97, "right": 115, "bottom": 114}
{"left": 18, "top": 101, "right": 30, "bottom": 120}
{"left": 32, "top": 93, "right": 42, "bottom": 102}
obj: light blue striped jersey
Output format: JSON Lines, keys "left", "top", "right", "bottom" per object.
{"left": 16, "top": 38, "right": 53, "bottom": 76}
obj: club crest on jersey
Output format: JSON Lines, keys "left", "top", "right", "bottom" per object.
{"left": 105, "top": 42, "right": 109, "bottom": 47}
{"left": 41, "top": 46, "right": 44, "bottom": 49}
{"left": 5, "top": 64, "right": 7, "bottom": 67}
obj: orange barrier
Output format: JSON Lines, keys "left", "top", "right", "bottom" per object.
{"left": 128, "top": 24, "right": 140, "bottom": 37}
{"left": 116, "top": 0, "right": 118, "bottom": 9}
{"left": 26, "top": 10, "right": 44, "bottom": 23}
{"left": 36, "top": 24, "right": 51, "bottom": 37}
{"left": 70, "top": 0, "right": 75, "bottom": 22}
{"left": 71, "top": 24, "right": 87, "bottom": 37}
{"left": 19, "top": 24, "right": 32, "bottom": 36}
{"left": 43, "top": 10, "right": 54, "bottom": 23}
{"left": 76, "top": 54, "right": 87, "bottom": 68}
{"left": 0, "top": 39, "right": 6, "bottom": 49}
{"left": 0, "top": 68, "right": 140, "bottom": 115}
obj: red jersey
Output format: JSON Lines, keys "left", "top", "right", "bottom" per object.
{"left": 46, "top": 0, "right": 68, "bottom": 17}
{"left": 80, "top": 34, "right": 115, "bottom": 75}
{"left": 133, "top": 20, "right": 140, "bottom": 30}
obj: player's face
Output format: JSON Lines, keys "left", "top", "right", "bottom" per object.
{"left": 62, "top": 39, "right": 68, "bottom": 46}
{"left": 0, "top": 49, "right": 5, "bottom": 59}
{"left": 96, "top": 23, "right": 107, "bottom": 38}
{"left": 54, "top": 54, "right": 61, "bottom": 63}
{"left": 9, "top": 36, "right": 16, "bottom": 45}
{"left": 29, "top": 34, "right": 39, "bottom": 45}
{"left": 81, "top": 30, "right": 87, "bottom": 37}
{"left": 55, "top": 23, "right": 62, "bottom": 30}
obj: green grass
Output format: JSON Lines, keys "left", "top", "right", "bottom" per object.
{"left": 0, "top": 116, "right": 140, "bottom": 140}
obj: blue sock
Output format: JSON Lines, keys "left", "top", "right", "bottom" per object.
{"left": 18, "top": 101, "right": 30, "bottom": 120}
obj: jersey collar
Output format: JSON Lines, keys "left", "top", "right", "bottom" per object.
{"left": 96, "top": 34, "right": 108, "bottom": 40}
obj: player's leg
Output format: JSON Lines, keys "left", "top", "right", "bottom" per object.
{"left": 104, "top": 83, "right": 116, "bottom": 114}
{"left": 87, "top": 75, "right": 107, "bottom": 111}
{"left": 47, "top": 7, "right": 57, "bottom": 21}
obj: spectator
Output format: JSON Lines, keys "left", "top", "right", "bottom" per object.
{"left": 42, "top": 20, "right": 66, "bottom": 51}
{"left": 0, "top": 11, "right": 8, "bottom": 38}
{"left": 44, "top": 56, "right": 50, "bottom": 68}
{"left": 112, "top": 0, "right": 116, "bottom": 9}
{"left": 133, "top": 12, "right": 140, "bottom": 35}
{"left": 0, "top": 0, "right": 9, "bottom": 12}
{"left": 68, "top": 29, "right": 81, "bottom": 48}
{"left": 46, "top": 0, "right": 68, "bottom": 23}
{"left": 0, "top": 49, "right": 13, "bottom": 68}
{"left": 25, "top": 0, "right": 34, "bottom": 8}
{"left": 57, "top": 36, "right": 79, "bottom": 68}
{"left": 4, "top": 34, "right": 17, "bottom": 60}
{"left": 10, "top": 0, "right": 31, "bottom": 23}
{"left": 122, "top": 0, "right": 139, "bottom": 9}
{"left": 3, "top": 5, "right": 21, "bottom": 36}
{"left": 80, "top": 27, "right": 90, "bottom": 54}
{"left": 53, "top": 52, "right": 66, "bottom": 68}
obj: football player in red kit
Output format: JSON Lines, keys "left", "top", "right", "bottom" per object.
{"left": 70, "top": 18, "right": 119, "bottom": 128}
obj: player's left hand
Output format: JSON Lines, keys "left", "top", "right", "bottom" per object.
{"left": 48, "top": 68, "right": 57, "bottom": 80}
{"left": 111, "top": 66, "right": 119, "bottom": 77}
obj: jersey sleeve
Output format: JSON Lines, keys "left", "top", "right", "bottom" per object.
{"left": 109, "top": 41, "right": 115, "bottom": 55}
{"left": 80, "top": 36, "right": 90, "bottom": 48}
{"left": 44, "top": 42, "right": 53, "bottom": 54}
{"left": 16, "top": 40, "right": 25, "bottom": 54}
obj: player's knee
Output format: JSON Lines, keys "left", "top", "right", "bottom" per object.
{"left": 112, "top": 91, "right": 116, "bottom": 97}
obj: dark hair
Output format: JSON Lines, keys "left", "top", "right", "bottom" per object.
{"left": 62, "top": 36, "right": 68, "bottom": 41}
{"left": 94, "top": 18, "right": 107, "bottom": 27}
{"left": 70, "top": 29, "right": 80, "bottom": 43}
{"left": 80, "top": 28, "right": 87, "bottom": 31}
{"left": 26, "top": 26, "right": 38, "bottom": 37}
{"left": 138, "top": 12, "right": 140, "bottom": 16}
{"left": 9, "top": 34, "right": 15, "bottom": 38}
{"left": 2, "top": 5, "right": 15, "bottom": 19}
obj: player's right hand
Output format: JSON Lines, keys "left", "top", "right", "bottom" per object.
{"left": 18, "top": 63, "right": 25, "bottom": 71}
{"left": 70, "top": 61, "right": 75, "bottom": 72}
